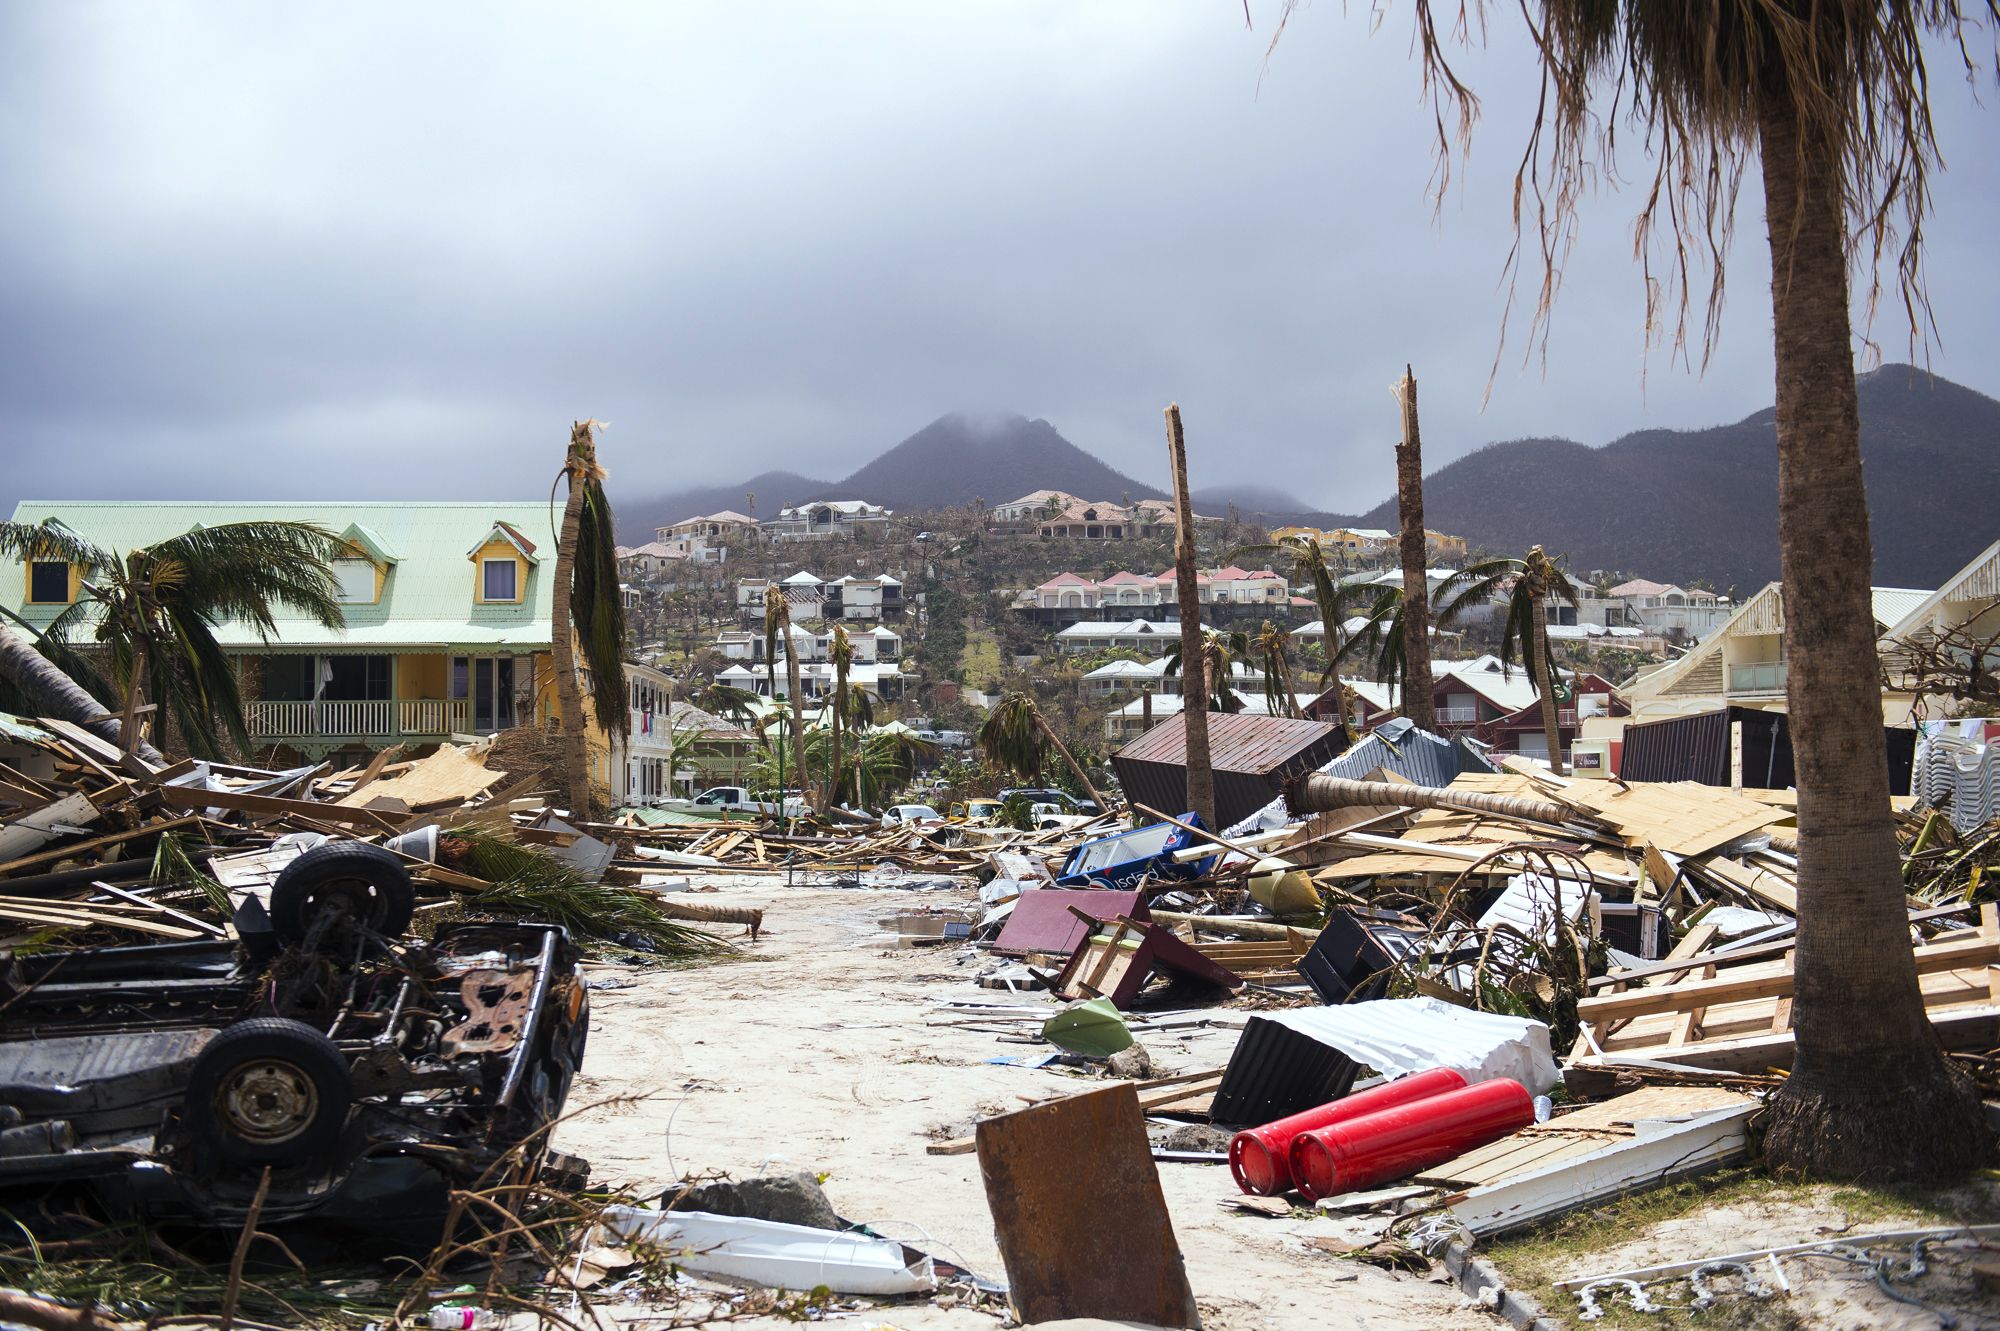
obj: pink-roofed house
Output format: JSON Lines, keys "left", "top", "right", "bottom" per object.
{"left": 1034, "top": 571, "right": 1101, "bottom": 610}
{"left": 1098, "top": 569, "right": 1164, "bottom": 608}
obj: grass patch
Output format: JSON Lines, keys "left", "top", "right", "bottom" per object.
{"left": 1485, "top": 1168, "right": 2000, "bottom": 1329}
{"left": 960, "top": 622, "right": 1002, "bottom": 691}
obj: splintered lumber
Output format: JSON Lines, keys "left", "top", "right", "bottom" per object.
{"left": 153, "top": 783, "right": 400, "bottom": 830}
{"left": 1145, "top": 910, "right": 1303, "bottom": 942}
{"left": 1287, "top": 775, "right": 1572, "bottom": 827}
{"left": 333, "top": 744, "right": 501, "bottom": 811}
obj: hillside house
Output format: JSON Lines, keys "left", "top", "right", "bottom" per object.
{"left": 654, "top": 510, "right": 756, "bottom": 564}
{"left": 3, "top": 501, "right": 558, "bottom": 761}
{"left": 1054, "top": 619, "right": 1180, "bottom": 655}
{"left": 1036, "top": 498, "right": 1182, "bottom": 540}
{"left": 1083, "top": 656, "right": 1257, "bottom": 703}
{"left": 991, "top": 490, "right": 1081, "bottom": 525}
{"left": 763, "top": 500, "right": 891, "bottom": 541}
{"left": 736, "top": 570, "right": 904, "bottom": 624}
{"left": 617, "top": 541, "right": 686, "bottom": 579}
{"left": 1606, "top": 579, "right": 1732, "bottom": 641}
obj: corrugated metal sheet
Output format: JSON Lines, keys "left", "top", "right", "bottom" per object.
{"left": 1318, "top": 718, "right": 1499, "bottom": 788}
{"left": 1209, "top": 1015, "right": 1360, "bottom": 1126}
{"left": 1112, "top": 712, "right": 1347, "bottom": 831}
{"left": 1620, "top": 706, "right": 1915, "bottom": 795}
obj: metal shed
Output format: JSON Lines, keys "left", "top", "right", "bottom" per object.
{"left": 1111, "top": 712, "right": 1348, "bottom": 831}
{"left": 1619, "top": 706, "right": 1915, "bottom": 795}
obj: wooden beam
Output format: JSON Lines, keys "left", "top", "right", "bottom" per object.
{"left": 152, "top": 783, "right": 401, "bottom": 831}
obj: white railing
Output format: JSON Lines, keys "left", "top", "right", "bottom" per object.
{"left": 248, "top": 699, "right": 464, "bottom": 740}
{"left": 399, "top": 699, "right": 468, "bottom": 735}
{"left": 1436, "top": 707, "right": 1478, "bottom": 725}
{"left": 1729, "top": 662, "right": 1786, "bottom": 693}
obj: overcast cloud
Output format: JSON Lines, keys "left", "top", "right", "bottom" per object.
{"left": 2, "top": 2, "right": 1995, "bottom": 513}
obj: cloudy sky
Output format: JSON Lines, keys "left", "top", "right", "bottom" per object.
{"left": 2, "top": 2, "right": 1995, "bottom": 514}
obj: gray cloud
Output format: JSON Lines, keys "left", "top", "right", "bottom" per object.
{"left": 1, "top": 2, "right": 1994, "bottom": 513}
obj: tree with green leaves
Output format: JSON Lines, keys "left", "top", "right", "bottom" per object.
{"left": 0, "top": 517, "right": 348, "bottom": 760}
{"left": 551, "top": 420, "right": 628, "bottom": 816}
{"left": 1290, "top": 0, "right": 1996, "bottom": 1179}
{"left": 1436, "top": 546, "right": 1579, "bottom": 774}
{"left": 978, "top": 690, "right": 1104, "bottom": 809}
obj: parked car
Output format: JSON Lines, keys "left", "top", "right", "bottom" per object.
{"left": 662, "top": 786, "right": 807, "bottom": 819}
{"left": 1029, "top": 802, "right": 1093, "bottom": 832}
{"left": 998, "top": 787, "right": 1102, "bottom": 817}
{"left": 948, "top": 798, "right": 1004, "bottom": 825}
{"left": 881, "top": 803, "right": 945, "bottom": 828}
{"left": 0, "top": 842, "right": 589, "bottom": 1241}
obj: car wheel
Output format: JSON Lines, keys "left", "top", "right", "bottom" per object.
{"left": 186, "top": 1018, "right": 353, "bottom": 1167}
{"left": 269, "top": 842, "right": 416, "bottom": 946}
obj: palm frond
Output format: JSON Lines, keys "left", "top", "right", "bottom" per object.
{"left": 573, "top": 480, "right": 629, "bottom": 739}
{"left": 446, "top": 826, "right": 726, "bottom": 956}
{"left": 143, "top": 521, "right": 348, "bottom": 635}
{"left": 0, "top": 519, "right": 107, "bottom": 570}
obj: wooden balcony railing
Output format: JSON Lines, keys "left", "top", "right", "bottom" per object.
{"left": 248, "top": 699, "right": 471, "bottom": 741}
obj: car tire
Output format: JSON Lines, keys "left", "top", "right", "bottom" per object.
{"left": 269, "top": 842, "right": 416, "bottom": 945}
{"left": 186, "top": 1018, "right": 353, "bottom": 1167}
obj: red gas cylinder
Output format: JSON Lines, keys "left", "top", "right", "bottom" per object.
{"left": 1228, "top": 1068, "right": 1468, "bottom": 1195}
{"left": 1288, "top": 1077, "right": 1535, "bottom": 1201}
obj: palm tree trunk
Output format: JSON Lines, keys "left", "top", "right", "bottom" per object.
{"left": 119, "top": 640, "right": 148, "bottom": 757}
{"left": 1031, "top": 699, "right": 1105, "bottom": 810}
{"left": 1393, "top": 367, "right": 1438, "bottom": 731}
{"left": 1529, "top": 597, "right": 1566, "bottom": 775}
{"left": 781, "top": 625, "right": 813, "bottom": 814}
{"left": 1164, "top": 404, "right": 1216, "bottom": 826}
{"left": 828, "top": 662, "right": 846, "bottom": 809}
{"left": 552, "top": 430, "right": 592, "bottom": 817}
{"left": 1754, "top": 75, "right": 1985, "bottom": 1178}
{"left": 0, "top": 626, "right": 163, "bottom": 762}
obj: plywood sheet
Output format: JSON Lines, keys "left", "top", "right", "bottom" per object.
{"left": 335, "top": 744, "right": 501, "bottom": 811}
{"left": 1553, "top": 781, "right": 1783, "bottom": 857}
{"left": 976, "top": 1084, "right": 1200, "bottom": 1328}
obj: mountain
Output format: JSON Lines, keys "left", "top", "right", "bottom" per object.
{"left": 1337, "top": 363, "right": 1996, "bottom": 591}
{"left": 624, "top": 412, "right": 1164, "bottom": 537}
{"left": 621, "top": 367, "right": 1998, "bottom": 590}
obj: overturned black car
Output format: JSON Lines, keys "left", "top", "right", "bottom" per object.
{"left": 0, "top": 842, "right": 589, "bottom": 1239}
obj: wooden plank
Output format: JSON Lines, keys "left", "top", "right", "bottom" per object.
{"left": 1581, "top": 932, "right": 2000, "bottom": 1024}
{"left": 976, "top": 1084, "right": 1200, "bottom": 1329}
{"left": 0, "top": 814, "right": 204, "bottom": 878}
{"left": 154, "top": 782, "right": 401, "bottom": 830}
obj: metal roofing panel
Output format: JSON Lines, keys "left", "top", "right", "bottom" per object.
{"left": 1115, "top": 711, "right": 1339, "bottom": 775}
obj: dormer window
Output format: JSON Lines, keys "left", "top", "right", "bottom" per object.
{"left": 482, "top": 558, "right": 519, "bottom": 602}
{"left": 467, "top": 520, "right": 538, "bottom": 605}
{"left": 330, "top": 524, "right": 398, "bottom": 605}
{"left": 28, "top": 560, "right": 71, "bottom": 605}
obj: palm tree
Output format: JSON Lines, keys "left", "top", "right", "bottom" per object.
{"left": 1392, "top": 367, "right": 1438, "bottom": 731}
{"left": 1230, "top": 534, "right": 1374, "bottom": 683}
{"left": 1437, "top": 547, "right": 1578, "bottom": 774}
{"left": 1252, "top": 620, "right": 1300, "bottom": 718}
{"left": 1163, "top": 627, "right": 1248, "bottom": 714}
{"left": 1163, "top": 404, "right": 1215, "bottom": 825}
{"left": 826, "top": 625, "right": 853, "bottom": 809}
{"left": 762, "top": 585, "right": 814, "bottom": 814}
{"left": 551, "top": 421, "right": 629, "bottom": 816}
{"left": 687, "top": 681, "right": 760, "bottom": 729}
{"left": 1328, "top": 584, "right": 1416, "bottom": 715}
{"left": 1310, "top": 0, "right": 1994, "bottom": 1179}
{"left": 978, "top": 690, "right": 1104, "bottom": 809}
{"left": 0, "top": 518, "right": 347, "bottom": 760}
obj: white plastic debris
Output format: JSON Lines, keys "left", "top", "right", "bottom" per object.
{"left": 600, "top": 1207, "right": 938, "bottom": 1295}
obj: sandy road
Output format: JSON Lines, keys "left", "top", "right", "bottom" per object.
{"left": 557, "top": 873, "right": 1499, "bottom": 1331}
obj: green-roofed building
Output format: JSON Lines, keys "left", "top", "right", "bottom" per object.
{"left": 3, "top": 500, "right": 560, "bottom": 759}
